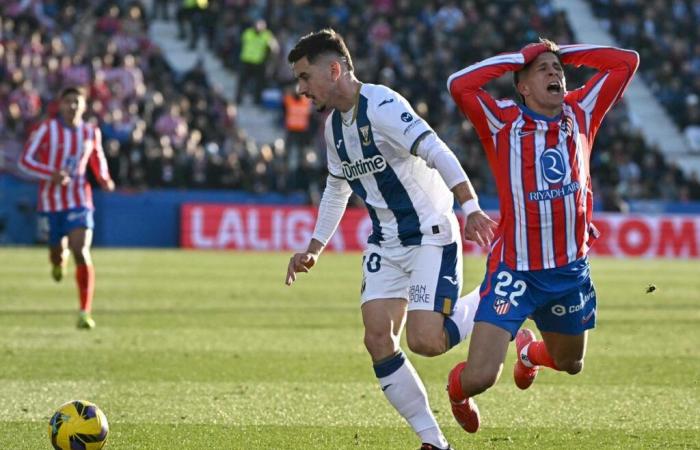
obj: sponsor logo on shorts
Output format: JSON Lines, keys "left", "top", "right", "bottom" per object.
{"left": 581, "top": 308, "right": 596, "bottom": 324}
{"left": 551, "top": 304, "right": 567, "bottom": 316}
{"left": 551, "top": 289, "right": 596, "bottom": 317}
{"left": 66, "top": 210, "right": 87, "bottom": 222}
{"left": 409, "top": 284, "right": 430, "bottom": 304}
{"left": 442, "top": 275, "right": 458, "bottom": 285}
{"left": 494, "top": 297, "right": 510, "bottom": 315}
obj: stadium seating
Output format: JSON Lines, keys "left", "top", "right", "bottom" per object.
{"left": 1, "top": 0, "right": 699, "bottom": 205}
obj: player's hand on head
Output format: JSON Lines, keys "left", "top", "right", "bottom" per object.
{"left": 285, "top": 252, "right": 318, "bottom": 286}
{"left": 520, "top": 42, "right": 550, "bottom": 65}
{"left": 464, "top": 211, "right": 497, "bottom": 249}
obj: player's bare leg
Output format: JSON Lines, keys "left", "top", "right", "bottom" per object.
{"left": 362, "top": 299, "right": 451, "bottom": 449}
{"left": 68, "top": 228, "right": 96, "bottom": 329}
{"left": 49, "top": 236, "right": 69, "bottom": 282}
{"left": 406, "top": 286, "right": 479, "bottom": 357}
{"left": 514, "top": 329, "right": 588, "bottom": 389}
{"left": 447, "top": 322, "right": 511, "bottom": 433}
{"left": 541, "top": 330, "right": 588, "bottom": 374}
{"left": 406, "top": 310, "right": 450, "bottom": 357}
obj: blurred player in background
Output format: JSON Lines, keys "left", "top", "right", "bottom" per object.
{"left": 444, "top": 39, "right": 639, "bottom": 432}
{"left": 284, "top": 29, "right": 496, "bottom": 450}
{"left": 18, "top": 86, "right": 115, "bottom": 329}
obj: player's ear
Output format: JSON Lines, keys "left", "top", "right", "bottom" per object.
{"left": 516, "top": 79, "right": 529, "bottom": 99}
{"left": 329, "top": 59, "right": 342, "bottom": 81}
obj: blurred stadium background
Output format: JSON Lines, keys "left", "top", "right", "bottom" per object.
{"left": 0, "top": 0, "right": 699, "bottom": 252}
{"left": 0, "top": 0, "right": 698, "bottom": 449}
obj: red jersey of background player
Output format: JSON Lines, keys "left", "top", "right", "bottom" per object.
{"left": 18, "top": 118, "right": 111, "bottom": 212}
{"left": 447, "top": 44, "right": 639, "bottom": 271}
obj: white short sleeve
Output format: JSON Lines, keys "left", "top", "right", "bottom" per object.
{"left": 368, "top": 88, "right": 433, "bottom": 154}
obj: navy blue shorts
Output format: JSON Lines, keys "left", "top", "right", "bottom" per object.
{"left": 42, "top": 207, "right": 94, "bottom": 245}
{"left": 474, "top": 257, "right": 597, "bottom": 339}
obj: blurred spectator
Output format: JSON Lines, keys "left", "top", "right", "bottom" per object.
{"left": 152, "top": 0, "right": 171, "bottom": 21}
{"left": 282, "top": 86, "right": 313, "bottom": 190}
{"left": 234, "top": 19, "right": 278, "bottom": 105}
{"left": 588, "top": 0, "right": 700, "bottom": 152}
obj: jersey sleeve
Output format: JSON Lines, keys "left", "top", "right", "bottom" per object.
{"left": 18, "top": 122, "right": 54, "bottom": 180}
{"left": 447, "top": 52, "right": 524, "bottom": 142}
{"left": 367, "top": 89, "right": 433, "bottom": 155}
{"left": 561, "top": 45, "right": 639, "bottom": 142}
{"left": 88, "top": 126, "right": 112, "bottom": 183}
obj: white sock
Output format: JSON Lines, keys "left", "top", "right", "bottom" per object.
{"left": 446, "top": 285, "right": 480, "bottom": 345}
{"left": 375, "top": 352, "right": 448, "bottom": 448}
{"left": 520, "top": 342, "right": 535, "bottom": 368}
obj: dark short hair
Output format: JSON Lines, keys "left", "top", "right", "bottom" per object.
{"left": 513, "top": 38, "right": 562, "bottom": 100}
{"left": 287, "top": 28, "right": 354, "bottom": 72}
{"left": 59, "top": 86, "right": 86, "bottom": 99}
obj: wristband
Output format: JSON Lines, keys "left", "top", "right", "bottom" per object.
{"left": 461, "top": 199, "right": 481, "bottom": 217}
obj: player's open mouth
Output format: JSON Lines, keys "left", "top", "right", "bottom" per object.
{"left": 547, "top": 82, "right": 562, "bottom": 94}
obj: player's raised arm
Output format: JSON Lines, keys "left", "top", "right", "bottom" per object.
{"left": 560, "top": 44, "right": 640, "bottom": 139}
{"left": 446, "top": 50, "right": 532, "bottom": 141}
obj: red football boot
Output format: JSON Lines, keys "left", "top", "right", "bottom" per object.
{"left": 446, "top": 362, "right": 480, "bottom": 433}
{"left": 513, "top": 328, "right": 539, "bottom": 390}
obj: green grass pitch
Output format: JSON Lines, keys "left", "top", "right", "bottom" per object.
{"left": 0, "top": 248, "right": 698, "bottom": 449}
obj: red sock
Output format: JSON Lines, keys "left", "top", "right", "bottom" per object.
{"left": 526, "top": 341, "right": 559, "bottom": 370}
{"left": 448, "top": 361, "right": 467, "bottom": 402}
{"left": 75, "top": 264, "right": 95, "bottom": 312}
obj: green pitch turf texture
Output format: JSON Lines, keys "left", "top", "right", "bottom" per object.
{"left": 0, "top": 248, "right": 698, "bottom": 449}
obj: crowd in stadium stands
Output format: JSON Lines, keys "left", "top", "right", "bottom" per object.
{"left": 0, "top": 0, "right": 317, "bottom": 196}
{"left": 1, "top": 0, "right": 699, "bottom": 209}
{"left": 588, "top": 0, "right": 700, "bottom": 154}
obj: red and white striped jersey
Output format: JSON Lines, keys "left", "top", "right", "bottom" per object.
{"left": 448, "top": 45, "right": 639, "bottom": 271}
{"left": 18, "top": 119, "right": 112, "bottom": 212}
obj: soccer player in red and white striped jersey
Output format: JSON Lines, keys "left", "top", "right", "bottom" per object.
{"left": 18, "top": 86, "right": 115, "bottom": 329}
{"left": 444, "top": 40, "right": 639, "bottom": 433}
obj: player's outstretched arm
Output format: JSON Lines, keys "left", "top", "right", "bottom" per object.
{"left": 285, "top": 174, "right": 352, "bottom": 286}
{"left": 412, "top": 132, "right": 497, "bottom": 247}
{"left": 452, "top": 182, "right": 497, "bottom": 249}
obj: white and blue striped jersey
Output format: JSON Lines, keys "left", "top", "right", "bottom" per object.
{"left": 324, "top": 83, "right": 460, "bottom": 248}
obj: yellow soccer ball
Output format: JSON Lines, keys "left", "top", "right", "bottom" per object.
{"left": 48, "top": 400, "right": 109, "bottom": 450}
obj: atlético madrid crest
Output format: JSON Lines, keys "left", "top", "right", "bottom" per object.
{"left": 494, "top": 297, "right": 510, "bottom": 315}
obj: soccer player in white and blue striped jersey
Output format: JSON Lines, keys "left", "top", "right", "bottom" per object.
{"left": 284, "top": 29, "right": 497, "bottom": 450}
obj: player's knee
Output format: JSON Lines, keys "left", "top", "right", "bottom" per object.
{"left": 406, "top": 333, "right": 445, "bottom": 357}
{"left": 363, "top": 330, "right": 396, "bottom": 360}
{"left": 556, "top": 358, "right": 584, "bottom": 375}
{"left": 70, "top": 246, "right": 90, "bottom": 264}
